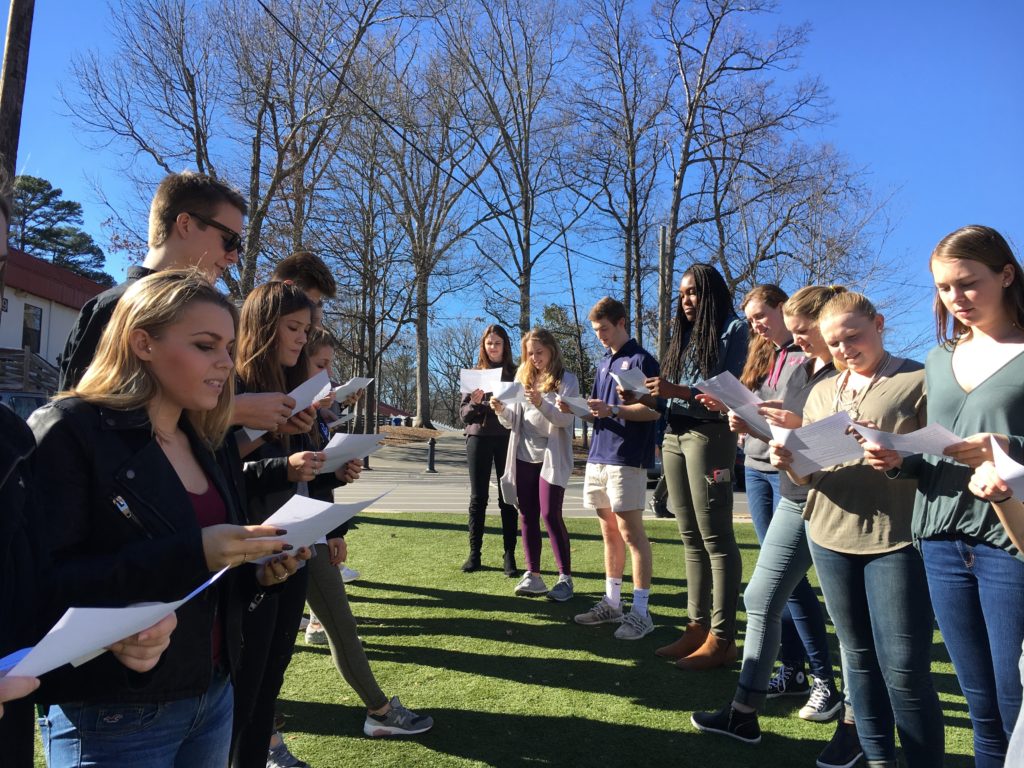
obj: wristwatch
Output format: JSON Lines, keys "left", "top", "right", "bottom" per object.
{"left": 611, "top": 405, "right": 620, "bottom": 418}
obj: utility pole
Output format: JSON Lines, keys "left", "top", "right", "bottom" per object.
{"left": 656, "top": 224, "right": 669, "bottom": 359}
{"left": 0, "top": 0, "right": 35, "bottom": 180}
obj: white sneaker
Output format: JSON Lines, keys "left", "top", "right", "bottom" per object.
{"left": 340, "top": 564, "right": 360, "bottom": 583}
{"left": 613, "top": 609, "right": 654, "bottom": 640}
{"left": 514, "top": 572, "right": 549, "bottom": 595}
{"left": 305, "top": 618, "right": 328, "bottom": 646}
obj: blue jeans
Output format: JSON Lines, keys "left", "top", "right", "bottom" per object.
{"left": 920, "top": 536, "right": 1024, "bottom": 767}
{"left": 40, "top": 670, "right": 233, "bottom": 768}
{"left": 744, "top": 467, "right": 823, "bottom": 670}
{"left": 809, "top": 539, "right": 943, "bottom": 767}
{"left": 734, "top": 497, "right": 834, "bottom": 708}
{"left": 1007, "top": 639, "right": 1024, "bottom": 766}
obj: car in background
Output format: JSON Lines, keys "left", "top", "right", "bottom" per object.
{"left": 0, "top": 390, "right": 48, "bottom": 420}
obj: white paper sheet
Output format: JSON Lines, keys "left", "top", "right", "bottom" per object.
{"left": 333, "top": 377, "right": 373, "bottom": 402}
{"left": 326, "top": 412, "right": 355, "bottom": 429}
{"left": 609, "top": 368, "right": 651, "bottom": 396}
{"left": 492, "top": 380, "right": 526, "bottom": 406}
{"left": 6, "top": 568, "right": 229, "bottom": 678}
{"left": 695, "top": 371, "right": 773, "bottom": 438}
{"left": 243, "top": 370, "right": 333, "bottom": 441}
{"left": 459, "top": 367, "right": 503, "bottom": 394}
{"left": 770, "top": 412, "right": 863, "bottom": 477}
{"left": 852, "top": 422, "right": 961, "bottom": 457}
{"left": 991, "top": 437, "right": 1024, "bottom": 500}
{"left": 558, "top": 395, "right": 592, "bottom": 418}
{"left": 251, "top": 491, "right": 391, "bottom": 564}
{"left": 318, "top": 432, "right": 386, "bottom": 474}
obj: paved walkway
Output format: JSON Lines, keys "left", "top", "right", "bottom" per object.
{"left": 345, "top": 436, "right": 751, "bottom": 521}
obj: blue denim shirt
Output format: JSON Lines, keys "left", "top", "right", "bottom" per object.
{"left": 665, "top": 316, "right": 749, "bottom": 423}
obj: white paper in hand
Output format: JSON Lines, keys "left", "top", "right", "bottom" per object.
{"left": 251, "top": 491, "right": 391, "bottom": 564}
{"left": 991, "top": 437, "right": 1024, "bottom": 500}
{"left": 7, "top": 568, "right": 229, "bottom": 678}
{"left": 318, "top": 432, "right": 386, "bottom": 474}
{"left": 492, "top": 380, "right": 526, "bottom": 406}
{"left": 609, "top": 368, "right": 650, "bottom": 396}
{"left": 334, "top": 377, "right": 373, "bottom": 402}
{"left": 853, "top": 422, "right": 961, "bottom": 457}
{"left": 694, "top": 371, "right": 773, "bottom": 438}
{"left": 559, "top": 395, "right": 592, "bottom": 418}
{"left": 326, "top": 412, "right": 355, "bottom": 429}
{"left": 769, "top": 412, "right": 862, "bottom": 477}
{"left": 244, "top": 370, "right": 332, "bottom": 441}
{"left": 459, "top": 367, "right": 502, "bottom": 394}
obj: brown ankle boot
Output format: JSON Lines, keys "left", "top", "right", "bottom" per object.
{"left": 675, "top": 632, "right": 738, "bottom": 671}
{"left": 654, "top": 622, "right": 708, "bottom": 659}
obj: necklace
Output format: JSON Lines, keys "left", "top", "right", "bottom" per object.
{"left": 832, "top": 352, "right": 892, "bottom": 420}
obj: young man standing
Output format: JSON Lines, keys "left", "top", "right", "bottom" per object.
{"left": 565, "top": 297, "right": 661, "bottom": 640}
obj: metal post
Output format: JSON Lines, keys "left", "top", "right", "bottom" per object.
{"left": 425, "top": 437, "right": 437, "bottom": 474}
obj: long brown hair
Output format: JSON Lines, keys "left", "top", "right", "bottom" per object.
{"left": 931, "top": 225, "right": 1024, "bottom": 346}
{"left": 739, "top": 284, "right": 788, "bottom": 390}
{"left": 516, "top": 328, "right": 565, "bottom": 393}
{"left": 476, "top": 323, "right": 516, "bottom": 378}
{"left": 67, "top": 270, "right": 238, "bottom": 448}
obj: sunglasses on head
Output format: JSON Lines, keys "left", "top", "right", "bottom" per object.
{"left": 187, "top": 211, "right": 243, "bottom": 255}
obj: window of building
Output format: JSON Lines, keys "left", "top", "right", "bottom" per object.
{"left": 22, "top": 304, "right": 42, "bottom": 354}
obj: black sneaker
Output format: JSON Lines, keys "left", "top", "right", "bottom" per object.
{"left": 816, "top": 719, "right": 863, "bottom": 768}
{"left": 766, "top": 663, "right": 809, "bottom": 699}
{"left": 691, "top": 704, "right": 762, "bottom": 745}
{"left": 800, "top": 676, "right": 844, "bottom": 722}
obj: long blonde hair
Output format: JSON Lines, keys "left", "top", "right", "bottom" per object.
{"left": 66, "top": 270, "right": 238, "bottom": 447}
{"left": 516, "top": 328, "right": 565, "bottom": 393}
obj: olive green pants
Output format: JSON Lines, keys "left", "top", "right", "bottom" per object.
{"left": 662, "top": 422, "right": 742, "bottom": 640}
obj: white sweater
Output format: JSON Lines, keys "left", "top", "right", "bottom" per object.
{"left": 496, "top": 372, "right": 579, "bottom": 502}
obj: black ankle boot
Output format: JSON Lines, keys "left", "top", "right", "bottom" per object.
{"left": 462, "top": 552, "right": 481, "bottom": 572}
{"left": 503, "top": 551, "right": 517, "bottom": 577}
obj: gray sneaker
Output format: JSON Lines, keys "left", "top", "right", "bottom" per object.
{"left": 267, "top": 735, "right": 310, "bottom": 768}
{"left": 574, "top": 597, "right": 624, "bottom": 625}
{"left": 514, "top": 572, "right": 549, "bottom": 596}
{"left": 547, "top": 575, "right": 574, "bottom": 602}
{"left": 363, "top": 696, "right": 434, "bottom": 737}
{"left": 614, "top": 609, "right": 655, "bottom": 640}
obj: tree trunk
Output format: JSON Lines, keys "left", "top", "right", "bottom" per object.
{"left": 0, "top": 0, "right": 35, "bottom": 180}
{"left": 413, "top": 266, "right": 434, "bottom": 428}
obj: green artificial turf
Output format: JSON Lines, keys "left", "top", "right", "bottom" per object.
{"left": 33, "top": 512, "right": 975, "bottom": 767}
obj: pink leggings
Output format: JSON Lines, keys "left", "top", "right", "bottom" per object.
{"left": 515, "top": 459, "right": 571, "bottom": 575}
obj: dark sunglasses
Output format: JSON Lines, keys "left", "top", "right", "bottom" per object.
{"left": 187, "top": 211, "right": 243, "bottom": 255}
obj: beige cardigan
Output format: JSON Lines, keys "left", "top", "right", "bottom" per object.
{"left": 496, "top": 372, "right": 579, "bottom": 503}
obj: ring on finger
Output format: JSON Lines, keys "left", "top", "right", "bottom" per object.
{"left": 275, "top": 572, "right": 287, "bottom": 581}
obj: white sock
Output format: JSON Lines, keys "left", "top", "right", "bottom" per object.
{"left": 605, "top": 577, "right": 622, "bottom": 607}
{"left": 558, "top": 573, "right": 572, "bottom": 583}
{"left": 632, "top": 588, "right": 650, "bottom": 616}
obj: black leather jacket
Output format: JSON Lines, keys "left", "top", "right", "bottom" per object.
{"left": 28, "top": 397, "right": 264, "bottom": 705}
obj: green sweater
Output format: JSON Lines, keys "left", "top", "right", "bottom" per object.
{"left": 906, "top": 343, "right": 1024, "bottom": 559}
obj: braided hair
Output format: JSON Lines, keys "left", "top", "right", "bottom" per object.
{"left": 663, "top": 263, "right": 735, "bottom": 380}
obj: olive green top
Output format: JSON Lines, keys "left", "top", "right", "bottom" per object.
{"left": 802, "top": 357, "right": 925, "bottom": 555}
{"left": 902, "top": 343, "right": 1024, "bottom": 560}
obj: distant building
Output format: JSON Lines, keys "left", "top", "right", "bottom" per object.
{"left": 1, "top": 248, "right": 107, "bottom": 391}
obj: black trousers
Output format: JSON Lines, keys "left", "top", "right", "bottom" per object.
{"left": 230, "top": 565, "right": 309, "bottom": 767}
{"left": 465, "top": 434, "right": 518, "bottom": 555}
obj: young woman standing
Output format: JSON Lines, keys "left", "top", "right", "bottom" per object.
{"left": 640, "top": 263, "right": 748, "bottom": 671}
{"left": 490, "top": 328, "right": 579, "bottom": 601}
{"left": 460, "top": 324, "right": 519, "bottom": 575}
{"left": 29, "top": 272, "right": 300, "bottom": 768}
{"left": 777, "top": 292, "right": 943, "bottom": 768}
{"left": 865, "top": 225, "right": 1024, "bottom": 767}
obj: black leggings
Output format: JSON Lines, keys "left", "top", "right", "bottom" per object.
{"left": 230, "top": 565, "right": 309, "bottom": 768}
{"left": 465, "top": 433, "right": 518, "bottom": 554}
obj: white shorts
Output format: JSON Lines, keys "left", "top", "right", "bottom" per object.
{"left": 583, "top": 463, "right": 647, "bottom": 513}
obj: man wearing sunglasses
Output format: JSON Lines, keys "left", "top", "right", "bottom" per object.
{"left": 58, "top": 171, "right": 247, "bottom": 390}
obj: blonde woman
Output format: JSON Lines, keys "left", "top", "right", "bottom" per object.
{"left": 491, "top": 328, "right": 579, "bottom": 601}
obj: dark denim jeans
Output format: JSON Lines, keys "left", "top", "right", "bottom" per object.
{"left": 40, "top": 670, "right": 233, "bottom": 768}
{"left": 809, "top": 539, "right": 943, "bottom": 767}
{"left": 745, "top": 467, "right": 825, "bottom": 671}
{"left": 1007, "top": 639, "right": 1024, "bottom": 766}
{"left": 734, "top": 497, "right": 834, "bottom": 708}
{"left": 920, "top": 536, "right": 1024, "bottom": 768}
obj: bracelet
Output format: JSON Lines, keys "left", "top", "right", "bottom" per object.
{"left": 990, "top": 493, "right": 1013, "bottom": 504}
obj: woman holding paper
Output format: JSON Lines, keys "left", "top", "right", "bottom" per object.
{"left": 767, "top": 291, "right": 943, "bottom": 768}
{"left": 490, "top": 328, "right": 578, "bottom": 601}
{"left": 635, "top": 263, "right": 748, "bottom": 671}
{"left": 28, "top": 272, "right": 304, "bottom": 768}
{"left": 460, "top": 324, "right": 520, "bottom": 575}
{"left": 863, "top": 225, "right": 1024, "bottom": 766}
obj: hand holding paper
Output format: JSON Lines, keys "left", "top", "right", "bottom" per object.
{"left": 244, "top": 370, "right": 332, "bottom": 441}
{"left": 609, "top": 368, "right": 650, "bottom": 396}
{"left": 770, "top": 412, "right": 862, "bottom": 478}
{"left": 334, "top": 377, "right": 373, "bottom": 403}
{"left": 990, "top": 437, "right": 1024, "bottom": 500}
{"left": 853, "top": 422, "right": 961, "bottom": 457}
{"left": 492, "top": 380, "right": 526, "bottom": 406}
{"left": 558, "top": 395, "right": 592, "bottom": 418}
{"left": 696, "top": 371, "right": 773, "bottom": 438}
{"left": 318, "top": 433, "right": 386, "bottom": 475}
{"left": 460, "top": 367, "right": 502, "bottom": 394}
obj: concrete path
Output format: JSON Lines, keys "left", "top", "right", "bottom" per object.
{"left": 342, "top": 435, "right": 751, "bottom": 521}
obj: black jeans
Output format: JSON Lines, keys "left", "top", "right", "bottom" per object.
{"left": 230, "top": 565, "right": 309, "bottom": 768}
{"left": 465, "top": 434, "right": 518, "bottom": 556}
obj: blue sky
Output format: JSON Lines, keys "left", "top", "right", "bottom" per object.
{"left": 5, "top": 1, "right": 1023, "bottom": 355}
